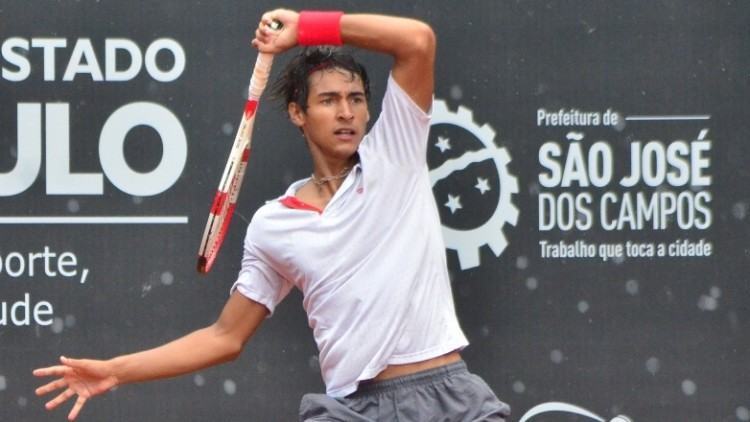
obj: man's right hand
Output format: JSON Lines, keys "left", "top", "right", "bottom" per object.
{"left": 34, "top": 356, "right": 118, "bottom": 421}
{"left": 252, "top": 8, "right": 300, "bottom": 54}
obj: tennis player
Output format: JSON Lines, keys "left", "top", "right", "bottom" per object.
{"left": 34, "top": 9, "right": 511, "bottom": 421}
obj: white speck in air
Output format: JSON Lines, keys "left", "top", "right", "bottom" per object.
{"left": 550, "top": 349, "right": 564, "bottom": 364}
{"left": 646, "top": 357, "right": 660, "bottom": 375}
{"left": 479, "top": 325, "right": 490, "bottom": 337}
{"left": 66, "top": 199, "right": 80, "bottom": 213}
{"left": 613, "top": 254, "right": 626, "bottom": 265}
{"left": 141, "top": 282, "right": 152, "bottom": 297}
{"left": 625, "top": 279, "right": 639, "bottom": 296}
{"left": 161, "top": 271, "right": 174, "bottom": 286}
{"left": 528, "top": 182, "right": 540, "bottom": 195}
{"left": 51, "top": 317, "right": 64, "bottom": 334}
{"left": 577, "top": 301, "right": 589, "bottom": 314}
{"left": 223, "top": 379, "right": 237, "bottom": 395}
{"left": 525, "top": 277, "right": 538, "bottom": 290}
{"left": 709, "top": 286, "right": 721, "bottom": 299}
{"left": 732, "top": 201, "right": 748, "bottom": 220}
{"left": 18, "top": 396, "right": 28, "bottom": 407}
{"left": 512, "top": 380, "right": 526, "bottom": 394}
{"left": 614, "top": 113, "right": 626, "bottom": 132}
{"left": 697, "top": 295, "right": 718, "bottom": 311}
{"left": 736, "top": 406, "right": 750, "bottom": 421}
{"left": 308, "top": 355, "right": 320, "bottom": 373}
{"left": 64, "top": 314, "right": 76, "bottom": 328}
{"left": 132, "top": 196, "right": 144, "bottom": 205}
{"left": 449, "top": 85, "right": 463, "bottom": 100}
{"left": 222, "top": 122, "right": 234, "bottom": 136}
{"left": 193, "top": 374, "right": 205, "bottom": 387}
{"left": 516, "top": 256, "right": 529, "bottom": 270}
{"left": 0, "top": 375, "right": 6, "bottom": 391}
{"left": 256, "top": 361, "right": 268, "bottom": 374}
{"left": 681, "top": 379, "right": 697, "bottom": 396}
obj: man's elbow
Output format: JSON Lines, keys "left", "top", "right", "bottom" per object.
{"left": 410, "top": 22, "right": 436, "bottom": 58}
{"left": 223, "top": 340, "right": 244, "bottom": 362}
{"left": 208, "top": 324, "right": 246, "bottom": 362}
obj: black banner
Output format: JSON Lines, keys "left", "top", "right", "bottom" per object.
{"left": 2, "top": 1, "right": 748, "bottom": 421}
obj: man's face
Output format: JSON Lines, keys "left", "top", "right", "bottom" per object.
{"left": 289, "top": 68, "right": 370, "bottom": 162}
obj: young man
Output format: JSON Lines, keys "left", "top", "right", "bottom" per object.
{"left": 34, "top": 9, "right": 511, "bottom": 421}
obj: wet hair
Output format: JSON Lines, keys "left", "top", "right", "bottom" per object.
{"left": 271, "top": 46, "right": 370, "bottom": 112}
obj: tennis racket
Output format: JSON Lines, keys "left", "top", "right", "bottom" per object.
{"left": 197, "top": 20, "right": 282, "bottom": 273}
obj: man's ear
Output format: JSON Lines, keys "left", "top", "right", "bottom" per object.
{"left": 288, "top": 102, "right": 305, "bottom": 127}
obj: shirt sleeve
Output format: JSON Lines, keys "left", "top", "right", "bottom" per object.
{"left": 359, "top": 73, "right": 432, "bottom": 167}
{"left": 230, "top": 229, "right": 293, "bottom": 316}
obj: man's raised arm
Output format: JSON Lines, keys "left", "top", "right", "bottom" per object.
{"left": 253, "top": 9, "right": 436, "bottom": 111}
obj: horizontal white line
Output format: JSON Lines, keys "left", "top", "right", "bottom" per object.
{"left": 0, "top": 216, "right": 189, "bottom": 224}
{"left": 625, "top": 115, "right": 711, "bottom": 121}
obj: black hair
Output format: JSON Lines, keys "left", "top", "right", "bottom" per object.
{"left": 271, "top": 46, "right": 370, "bottom": 112}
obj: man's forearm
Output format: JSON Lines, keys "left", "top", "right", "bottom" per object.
{"left": 340, "top": 14, "right": 435, "bottom": 63}
{"left": 108, "top": 324, "right": 242, "bottom": 386}
{"left": 340, "top": 14, "right": 435, "bottom": 111}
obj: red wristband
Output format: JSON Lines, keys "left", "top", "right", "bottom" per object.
{"left": 297, "top": 11, "right": 344, "bottom": 46}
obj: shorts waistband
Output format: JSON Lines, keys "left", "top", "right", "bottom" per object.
{"left": 352, "top": 360, "right": 468, "bottom": 396}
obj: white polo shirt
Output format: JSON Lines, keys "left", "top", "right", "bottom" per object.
{"left": 232, "top": 74, "right": 468, "bottom": 397}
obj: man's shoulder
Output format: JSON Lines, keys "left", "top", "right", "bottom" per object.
{"left": 250, "top": 197, "right": 286, "bottom": 225}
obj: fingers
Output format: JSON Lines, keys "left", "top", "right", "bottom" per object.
{"left": 251, "top": 8, "right": 297, "bottom": 53}
{"left": 67, "top": 395, "right": 88, "bottom": 421}
{"left": 36, "top": 378, "right": 68, "bottom": 396}
{"left": 33, "top": 365, "right": 71, "bottom": 378}
{"left": 260, "top": 10, "right": 279, "bottom": 27}
{"left": 60, "top": 356, "right": 87, "bottom": 369}
{"left": 46, "top": 387, "right": 75, "bottom": 410}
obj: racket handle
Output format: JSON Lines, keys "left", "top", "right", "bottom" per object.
{"left": 249, "top": 53, "right": 274, "bottom": 99}
{"left": 248, "top": 20, "right": 282, "bottom": 99}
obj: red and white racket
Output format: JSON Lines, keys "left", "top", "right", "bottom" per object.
{"left": 197, "top": 21, "right": 281, "bottom": 273}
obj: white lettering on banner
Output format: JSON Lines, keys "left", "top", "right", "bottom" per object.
{"left": 62, "top": 39, "right": 104, "bottom": 81}
{"left": 1, "top": 104, "right": 42, "bottom": 196}
{"left": 0, "top": 294, "right": 54, "bottom": 327}
{"left": 537, "top": 129, "right": 713, "bottom": 233}
{"left": 0, "top": 247, "right": 91, "bottom": 327}
{"left": 144, "top": 38, "right": 185, "bottom": 82}
{"left": 105, "top": 38, "right": 143, "bottom": 81}
{"left": 1, "top": 37, "right": 185, "bottom": 82}
{"left": 536, "top": 108, "right": 715, "bottom": 260}
{"left": 539, "top": 135, "right": 710, "bottom": 189}
{"left": 100, "top": 102, "right": 187, "bottom": 196}
{"left": 1, "top": 37, "right": 31, "bottom": 81}
{"left": 31, "top": 38, "right": 67, "bottom": 81}
{"left": 536, "top": 108, "right": 621, "bottom": 127}
{"left": 0, "top": 247, "right": 86, "bottom": 280}
{"left": 0, "top": 102, "right": 187, "bottom": 196}
{"left": 539, "top": 238, "right": 713, "bottom": 261}
{"left": 620, "top": 139, "right": 711, "bottom": 187}
{"left": 539, "top": 140, "right": 614, "bottom": 188}
{"left": 46, "top": 103, "right": 104, "bottom": 194}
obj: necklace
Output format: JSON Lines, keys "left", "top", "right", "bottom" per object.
{"left": 310, "top": 166, "right": 351, "bottom": 186}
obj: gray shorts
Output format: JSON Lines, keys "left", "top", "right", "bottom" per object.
{"left": 299, "top": 361, "right": 511, "bottom": 421}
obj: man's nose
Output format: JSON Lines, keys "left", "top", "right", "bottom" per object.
{"left": 337, "top": 101, "right": 354, "bottom": 120}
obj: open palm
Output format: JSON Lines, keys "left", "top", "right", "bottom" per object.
{"left": 34, "top": 356, "right": 118, "bottom": 421}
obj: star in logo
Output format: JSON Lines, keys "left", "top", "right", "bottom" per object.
{"left": 444, "top": 194, "right": 463, "bottom": 214}
{"left": 434, "top": 136, "right": 452, "bottom": 153}
{"left": 475, "top": 177, "right": 491, "bottom": 195}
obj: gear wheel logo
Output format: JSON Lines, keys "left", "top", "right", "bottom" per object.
{"left": 428, "top": 99, "right": 519, "bottom": 270}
